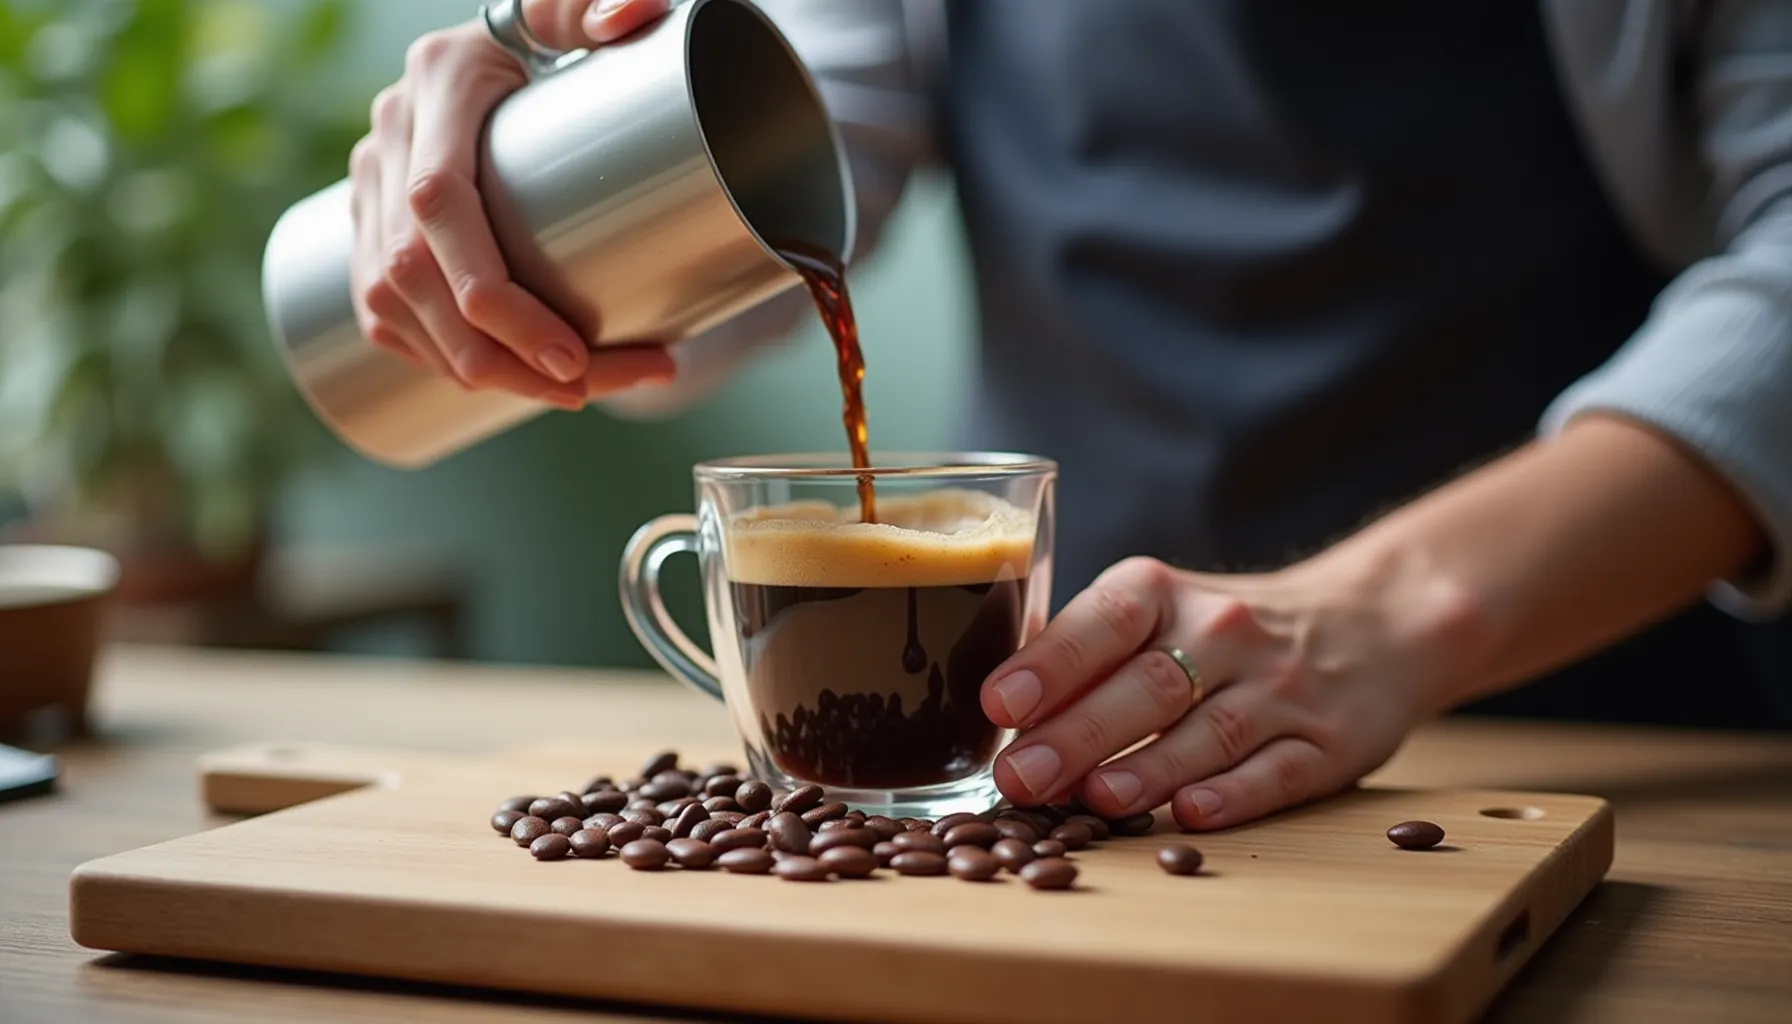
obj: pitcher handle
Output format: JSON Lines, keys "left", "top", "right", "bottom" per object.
{"left": 620, "top": 514, "right": 724, "bottom": 702}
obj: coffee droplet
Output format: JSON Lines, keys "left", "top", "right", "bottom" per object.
{"left": 1387, "top": 820, "right": 1446, "bottom": 850}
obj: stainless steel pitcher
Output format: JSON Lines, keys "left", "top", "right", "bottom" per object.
{"left": 261, "top": 0, "right": 855, "bottom": 468}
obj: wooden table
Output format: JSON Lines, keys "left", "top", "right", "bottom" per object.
{"left": 3, "top": 646, "right": 1790, "bottom": 1023}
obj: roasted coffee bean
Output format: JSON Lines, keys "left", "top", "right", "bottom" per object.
{"left": 491, "top": 810, "right": 525, "bottom": 834}
{"left": 1032, "top": 839, "right": 1067, "bottom": 859}
{"left": 906, "top": 819, "right": 935, "bottom": 833}
{"left": 1109, "top": 812, "right": 1157, "bottom": 838}
{"left": 943, "top": 823, "right": 1000, "bottom": 850}
{"left": 528, "top": 797, "right": 580, "bottom": 822}
{"left": 816, "top": 818, "right": 859, "bottom": 833}
{"left": 655, "top": 769, "right": 694, "bottom": 790}
{"left": 581, "top": 775, "right": 614, "bottom": 794}
{"left": 810, "top": 828, "right": 878, "bottom": 855}
{"left": 703, "top": 796, "right": 743, "bottom": 814}
{"left": 689, "top": 819, "right": 734, "bottom": 844}
{"left": 819, "top": 846, "right": 878, "bottom": 879}
{"left": 699, "top": 762, "right": 739, "bottom": 780}
{"left": 801, "top": 802, "right": 849, "bottom": 826}
{"left": 775, "top": 784, "right": 824, "bottom": 816}
{"left": 768, "top": 812, "right": 812, "bottom": 855}
{"left": 1157, "top": 845, "right": 1204, "bottom": 875}
{"left": 1065, "top": 814, "right": 1110, "bottom": 842}
{"left": 641, "top": 826, "right": 673, "bottom": 845}
{"left": 585, "top": 812, "right": 625, "bottom": 831}
{"left": 947, "top": 847, "right": 1000, "bottom": 882}
{"left": 738, "top": 811, "right": 771, "bottom": 831}
{"left": 670, "top": 803, "right": 709, "bottom": 839}
{"left": 581, "top": 790, "right": 628, "bottom": 814}
{"left": 667, "top": 838, "right": 718, "bottom": 870}
{"left": 620, "top": 838, "right": 671, "bottom": 870}
{"left": 637, "top": 780, "right": 685, "bottom": 802}
{"left": 704, "top": 775, "right": 742, "bottom": 798}
{"left": 773, "top": 855, "right": 831, "bottom": 882}
{"left": 710, "top": 810, "right": 745, "bottom": 826}
{"left": 873, "top": 841, "right": 899, "bottom": 867}
{"left": 711, "top": 827, "right": 768, "bottom": 852}
{"left": 626, "top": 798, "right": 660, "bottom": 812}
{"left": 734, "top": 780, "right": 773, "bottom": 814}
{"left": 511, "top": 816, "right": 551, "bottom": 846}
{"left": 718, "top": 848, "right": 775, "bottom": 874}
{"left": 622, "top": 808, "right": 664, "bottom": 827}
{"left": 1022, "top": 809, "right": 1058, "bottom": 832}
{"left": 890, "top": 831, "right": 946, "bottom": 856}
{"left": 638, "top": 751, "right": 680, "bottom": 782}
{"left": 895, "top": 817, "right": 921, "bottom": 830}
{"left": 569, "top": 828, "right": 611, "bottom": 858}
{"left": 890, "top": 851, "right": 948, "bottom": 876}
{"left": 1020, "top": 858, "right": 1079, "bottom": 890}
{"left": 991, "top": 838, "right": 1035, "bottom": 873}
{"left": 1049, "top": 823, "right": 1093, "bottom": 851}
{"left": 844, "top": 811, "right": 867, "bottom": 825}
{"left": 931, "top": 812, "right": 979, "bottom": 837}
{"left": 498, "top": 795, "right": 537, "bottom": 814}
{"left": 992, "top": 817, "right": 1039, "bottom": 844}
{"left": 1387, "top": 821, "right": 1446, "bottom": 850}
{"left": 864, "top": 816, "right": 903, "bottom": 842}
{"left": 550, "top": 816, "right": 585, "bottom": 837}
{"left": 658, "top": 796, "right": 700, "bottom": 816}
{"left": 530, "top": 833, "right": 571, "bottom": 861}
{"left": 606, "top": 821, "right": 646, "bottom": 846}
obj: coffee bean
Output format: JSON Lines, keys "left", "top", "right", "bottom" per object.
{"left": 491, "top": 810, "right": 525, "bottom": 834}
{"left": 606, "top": 821, "right": 646, "bottom": 846}
{"left": 581, "top": 776, "right": 614, "bottom": 794}
{"left": 864, "top": 816, "right": 903, "bottom": 842}
{"left": 556, "top": 790, "right": 586, "bottom": 810}
{"left": 689, "top": 819, "right": 733, "bottom": 843}
{"left": 1049, "top": 823, "right": 1093, "bottom": 850}
{"left": 1157, "top": 845, "right": 1204, "bottom": 875}
{"left": 738, "top": 811, "right": 771, "bottom": 831}
{"left": 991, "top": 838, "right": 1035, "bottom": 873}
{"left": 655, "top": 769, "right": 693, "bottom": 791}
{"left": 1387, "top": 821, "right": 1446, "bottom": 850}
{"left": 622, "top": 808, "right": 664, "bottom": 827}
{"left": 626, "top": 797, "right": 659, "bottom": 812}
{"left": 890, "top": 832, "right": 946, "bottom": 856}
{"left": 498, "top": 795, "right": 536, "bottom": 814}
{"left": 819, "top": 846, "right": 878, "bottom": 879}
{"left": 1109, "top": 812, "right": 1157, "bottom": 837}
{"left": 773, "top": 856, "right": 831, "bottom": 882}
{"left": 947, "top": 847, "right": 1000, "bottom": 882}
{"left": 511, "top": 816, "right": 550, "bottom": 846}
{"left": 906, "top": 819, "right": 935, "bottom": 833}
{"left": 699, "top": 762, "right": 739, "bottom": 780}
{"left": 581, "top": 790, "right": 628, "bottom": 815}
{"left": 810, "top": 828, "right": 878, "bottom": 855}
{"left": 641, "top": 826, "right": 673, "bottom": 845}
{"left": 703, "top": 796, "right": 743, "bottom": 814}
{"left": 735, "top": 780, "right": 772, "bottom": 814}
{"left": 1032, "top": 839, "right": 1067, "bottom": 859}
{"left": 930, "top": 812, "right": 979, "bottom": 837}
{"left": 703, "top": 775, "right": 742, "bottom": 798}
{"left": 1024, "top": 809, "right": 1059, "bottom": 832}
{"left": 711, "top": 827, "right": 768, "bottom": 852}
{"left": 550, "top": 816, "right": 585, "bottom": 837}
{"left": 943, "top": 823, "right": 1000, "bottom": 850}
{"left": 801, "top": 802, "right": 849, "bottom": 826}
{"left": 1065, "top": 814, "right": 1110, "bottom": 842}
{"left": 667, "top": 838, "right": 718, "bottom": 869}
{"left": 816, "top": 818, "right": 859, "bottom": 833}
{"left": 1019, "top": 858, "right": 1078, "bottom": 890}
{"left": 890, "top": 851, "right": 948, "bottom": 876}
{"left": 992, "top": 818, "right": 1039, "bottom": 844}
{"left": 530, "top": 833, "right": 571, "bottom": 861}
{"left": 775, "top": 784, "right": 824, "bottom": 816}
{"left": 670, "top": 803, "right": 709, "bottom": 839}
{"left": 710, "top": 810, "right": 745, "bottom": 826}
{"left": 768, "top": 812, "right": 812, "bottom": 855}
{"left": 569, "top": 828, "right": 611, "bottom": 858}
{"left": 586, "top": 812, "right": 625, "bottom": 831}
{"left": 718, "top": 848, "right": 775, "bottom": 874}
{"left": 873, "top": 841, "right": 899, "bottom": 867}
{"left": 844, "top": 811, "right": 867, "bottom": 825}
{"left": 620, "top": 838, "right": 671, "bottom": 870}
{"left": 637, "top": 780, "right": 685, "bottom": 802}
{"left": 658, "top": 797, "right": 700, "bottom": 817}
{"left": 529, "top": 797, "right": 580, "bottom": 822}
{"left": 638, "top": 751, "right": 679, "bottom": 782}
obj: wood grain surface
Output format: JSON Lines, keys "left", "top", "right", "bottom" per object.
{"left": 3, "top": 645, "right": 1791, "bottom": 1023}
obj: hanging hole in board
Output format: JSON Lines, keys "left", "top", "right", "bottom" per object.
{"left": 1480, "top": 806, "right": 1546, "bottom": 820}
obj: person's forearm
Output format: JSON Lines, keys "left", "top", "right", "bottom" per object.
{"left": 1317, "top": 413, "right": 1768, "bottom": 713}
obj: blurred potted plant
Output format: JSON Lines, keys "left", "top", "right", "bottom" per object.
{"left": 0, "top": 0, "right": 365, "bottom": 603}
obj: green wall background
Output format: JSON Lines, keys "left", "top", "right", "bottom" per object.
{"left": 271, "top": 1, "right": 977, "bottom": 667}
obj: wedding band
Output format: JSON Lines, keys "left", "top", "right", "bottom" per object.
{"left": 480, "top": 0, "right": 567, "bottom": 77}
{"left": 1157, "top": 645, "right": 1205, "bottom": 708}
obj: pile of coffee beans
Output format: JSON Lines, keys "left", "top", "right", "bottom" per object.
{"left": 486, "top": 750, "right": 1188, "bottom": 890}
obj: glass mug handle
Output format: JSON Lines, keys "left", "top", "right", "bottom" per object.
{"left": 619, "top": 515, "right": 724, "bottom": 702}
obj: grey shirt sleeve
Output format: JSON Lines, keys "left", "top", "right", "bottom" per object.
{"left": 601, "top": 0, "right": 930, "bottom": 420}
{"left": 1540, "top": 0, "right": 1792, "bottom": 621}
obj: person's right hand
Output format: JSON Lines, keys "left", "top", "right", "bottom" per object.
{"left": 348, "top": 0, "right": 678, "bottom": 410}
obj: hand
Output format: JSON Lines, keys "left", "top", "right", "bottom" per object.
{"left": 348, "top": 0, "right": 678, "bottom": 410}
{"left": 979, "top": 552, "right": 1487, "bottom": 830}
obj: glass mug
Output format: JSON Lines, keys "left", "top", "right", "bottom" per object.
{"left": 620, "top": 452, "right": 1056, "bottom": 818}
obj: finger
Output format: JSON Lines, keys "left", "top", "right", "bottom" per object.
{"left": 578, "top": 0, "right": 674, "bottom": 44}
{"left": 992, "top": 645, "right": 1225, "bottom": 806}
{"left": 371, "top": 87, "right": 415, "bottom": 267}
{"left": 364, "top": 284, "right": 452, "bottom": 376}
{"left": 408, "top": 44, "right": 589, "bottom": 386}
{"left": 384, "top": 243, "right": 586, "bottom": 410}
{"left": 981, "top": 557, "right": 1176, "bottom": 732}
{"left": 1079, "top": 683, "right": 1276, "bottom": 817}
{"left": 583, "top": 343, "right": 678, "bottom": 396}
{"left": 1171, "top": 737, "right": 1335, "bottom": 832}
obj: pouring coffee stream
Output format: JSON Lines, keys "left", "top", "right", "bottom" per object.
{"left": 772, "top": 240, "right": 876, "bottom": 524}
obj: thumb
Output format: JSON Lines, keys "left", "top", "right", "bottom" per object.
{"left": 522, "top": 0, "right": 673, "bottom": 50}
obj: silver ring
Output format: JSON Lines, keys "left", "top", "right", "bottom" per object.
{"left": 1156, "top": 645, "right": 1205, "bottom": 709}
{"left": 480, "top": 0, "right": 568, "bottom": 77}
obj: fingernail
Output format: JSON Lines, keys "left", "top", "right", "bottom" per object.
{"left": 538, "top": 346, "right": 582, "bottom": 383}
{"left": 1187, "top": 788, "right": 1223, "bottom": 819}
{"left": 990, "top": 669, "right": 1041, "bottom": 724}
{"left": 592, "top": 0, "right": 628, "bottom": 15}
{"left": 1002, "top": 745, "right": 1061, "bottom": 799}
{"left": 1098, "top": 770, "right": 1143, "bottom": 808}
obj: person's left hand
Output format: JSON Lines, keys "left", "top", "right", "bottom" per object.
{"left": 979, "top": 552, "right": 1486, "bottom": 829}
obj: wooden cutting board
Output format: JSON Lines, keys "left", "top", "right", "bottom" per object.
{"left": 69, "top": 739, "right": 1612, "bottom": 1024}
